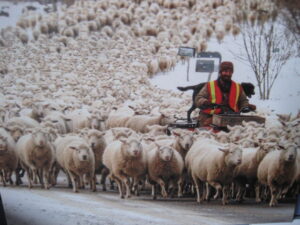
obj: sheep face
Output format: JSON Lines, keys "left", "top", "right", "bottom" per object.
{"left": 220, "top": 144, "right": 242, "bottom": 167}
{"left": 280, "top": 144, "right": 297, "bottom": 163}
{"left": 49, "top": 119, "right": 65, "bottom": 134}
{"left": 70, "top": 145, "right": 91, "bottom": 162}
{"left": 87, "top": 132, "right": 104, "bottom": 150}
{"left": 0, "top": 136, "right": 8, "bottom": 154}
{"left": 123, "top": 139, "right": 143, "bottom": 157}
{"left": 178, "top": 134, "right": 193, "bottom": 151}
{"left": 32, "top": 131, "right": 48, "bottom": 147}
{"left": 9, "top": 127, "right": 24, "bottom": 142}
{"left": 158, "top": 146, "right": 173, "bottom": 161}
{"left": 256, "top": 142, "right": 273, "bottom": 161}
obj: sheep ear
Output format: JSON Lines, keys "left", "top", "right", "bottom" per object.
{"left": 226, "top": 125, "right": 234, "bottom": 131}
{"left": 119, "top": 137, "right": 127, "bottom": 144}
{"left": 69, "top": 146, "right": 77, "bottom": 150}
{"left": 218, "top": 147, "right": 229, "bottom": 153}
{"left": 98, "top": 131, "right": 105, "bottom": 137}
{"left": 154, "top": 141, "right": 160, "bottom": 149}
{"left": 172, "top": 130, "right": 180, "bottom": 137}
{"left": 25, "top": 128, "right": 34, "bottom": 133}
{"left": 4, "top": 126, "right": 11, "bottom": 132}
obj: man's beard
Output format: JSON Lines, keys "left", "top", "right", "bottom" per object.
{"left": 218, "top": 77, "right": 231, "bottom": 93}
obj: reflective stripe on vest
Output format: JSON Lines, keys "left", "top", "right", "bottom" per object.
{"left": 202, "top": 80, "right": 240, "bottom": 114}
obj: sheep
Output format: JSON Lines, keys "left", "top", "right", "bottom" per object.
{"left": 102, "top": 135, "right": 147, "bottom": 198}
{"left": 5, "top": 116, "right": 41, "bottom": 141}
{"left": 257, "top": 142, "right": 298, "bottom": 206}
{"left": 171, "top": 129, "right": 194, "bottom": 160}
{"left": 5, "top": 116, "right": 41, "bottom": 129}
{"left": 85, "top": 129, "right": 108, "bottom": 191}
{"left": 42, "top": 111, "right": 71, "bottom": 134}
{"left": 54, "top": 135, "right": 96, "bottom": 193}
{"left": 4, "top": 124, "right": 25, "bottom": 142}
{"left": 185, "top": 139, "right": 242, "bottom": 205}
{"left": 16, "top": 128, "right": 54, "bottom": 189}
{"left": 146, "top": 142, "right": 184, "bottom": 199}
{"left": 106, "top": 105, "right": 135, "bottom": 129}
{"left": 233, "top": 141, "right": 275, "bottom": 203}
{"left": 144, "top": 124, "right": 168, "bottom": 136}
{"left": 0, "top": 128, "right": 18, "bottom": 186}
{"left": 124, "top": 113, "right": 173, "bottom": 133}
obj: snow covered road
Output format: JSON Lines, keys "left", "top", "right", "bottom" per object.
{"left": 0, "top": 185, "right": 296, "bottom": 225}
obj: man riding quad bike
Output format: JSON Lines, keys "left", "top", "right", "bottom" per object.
{"left": 195, "top": 61, "right": 256, "bottom": 127}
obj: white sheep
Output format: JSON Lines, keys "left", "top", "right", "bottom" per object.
{"left": 54, "top": 135, "right": 96, "bottom": 193}
{"left": 16, "top": 128, "right": 54, "bottom": 189}
{"left": 42, "top": 111, "right": 71, "bottom": 134}
{"left": 146, "top": 142, "right": 184, "bottom": 199}
{"left": 0, "top": 128, "right": 18, "bottom": 186}
{"left": 257, "top": 142, "right": 298, "bottom": 206}
{"left": 86, "top": 129, "right": 108, "bottom": 191}
{"left": 171, "top": 129, "right": 195, "bottom": 160}
{"left": 125, "top": 113, "right": 172, "bottom": 133}
{"left": 233, "top": 141, "right": 275, "bottom": 203}
{"left": 102, "top": 135, "right": 147, "bottom": 198}
{"left": 106, "top": 105, "right": 135, "bottom": 129}
{"left": 185, "top": 139, "right": 242, "bottom": 205}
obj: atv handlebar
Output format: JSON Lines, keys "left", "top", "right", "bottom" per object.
{"left": 200, "top": 103, "right": 255, "bottom": 114}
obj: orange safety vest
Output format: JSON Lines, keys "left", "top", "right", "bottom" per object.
{"left": 202, "top": 80, "right": 241, "bottom": 115}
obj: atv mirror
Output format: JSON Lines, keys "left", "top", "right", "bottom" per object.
{"left": 195, "top": 60, "right": 214, "bottom": 73}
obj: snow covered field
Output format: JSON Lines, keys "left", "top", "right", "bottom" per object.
{"left": 1, "top": 1, "right": 300, "bottom": 225}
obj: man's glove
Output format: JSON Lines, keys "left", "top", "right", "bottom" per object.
{"left": 241, "top": 104, "right": 256, "bottom": 113}
{"left": 248, "top": 104, "right": 256, "bottom": 111}
{"left": 240, "top": 107, "right": 251, "bottom": 113}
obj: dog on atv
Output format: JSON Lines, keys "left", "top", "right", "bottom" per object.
{"left": 177, "top": 82, "right": 255, "bottom": 121}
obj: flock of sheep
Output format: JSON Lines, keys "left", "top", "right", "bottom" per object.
{"left": 0, "top": 0, "right": 298, "bottom": 208}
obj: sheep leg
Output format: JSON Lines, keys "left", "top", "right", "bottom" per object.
{"left": 32, "top": 168, "right": 39, "bottom": 185}
{"left": 269, "top": 185, "right": 279, "bottom": 207}
{"left": 5, "top": 169, "right": 13, "bottom": 185}
{"left": 26, "top": 167, "right": 33, "bottom": 188}
{"left": 79, "top": 175, "right": 85, "bottom": 189}
{"left": 100, "top": 167, "right": 109, "bottom": 191}
{"left": 160, "top": 181, "right": 168, "bottom": 198}
{"left": 86, "top": 172, "right": 96, "bottom": 192}
{"left": 15, "top": 169, "right": 22, "bottom": 186}
{"left": 205, "top": 182, "right": 211, "bottom": 201}
{"left": 0, "top": 170, "right": 6, "bottom": 187}
{"left": 222, "top": 185, "right": 230, "bottom": 205}
{"left": 209, "top": 181, "right": 222, "bottom": 200}
{"left": 37, "top": 168, "right": 44, "bottom": 187}
{"left": 177, "top": 177, "right": 183, "bottom": 198}
{"left": 68, "top": 170, "right": 79, "bottom": 193}
{"left": 191, "top": 173, "right": 202, "bottom": 203}
{"left": 151, "top": 184, "right": 157, "bottom": 200}
{"left": 114, "top": 171, "right": 131, "bottom": 198}
{"left": 43, "top": 165, "right": 52, "bottom": 189}
{"left": 235, "top": 182, "right": 245, "bottom": 203}
{"left": 255, "top": 182, "right": 262, "bottom": 203}
{"left": 111, "top": 174, "right": 124, "bottom": 199}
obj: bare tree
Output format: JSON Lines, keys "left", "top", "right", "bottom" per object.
{"left": 233, "top": 17, "right": 296, "bottom": 100}
{"left": 274, "top": 0, "right": 300, "bottom": 55}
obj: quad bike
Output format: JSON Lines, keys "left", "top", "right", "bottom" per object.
{"left": 166, "top": 104, "right": 265, "bottom": 135}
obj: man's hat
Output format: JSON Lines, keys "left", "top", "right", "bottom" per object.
{"left": 220, "top": 61, "right": 234, "bottom": 72}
